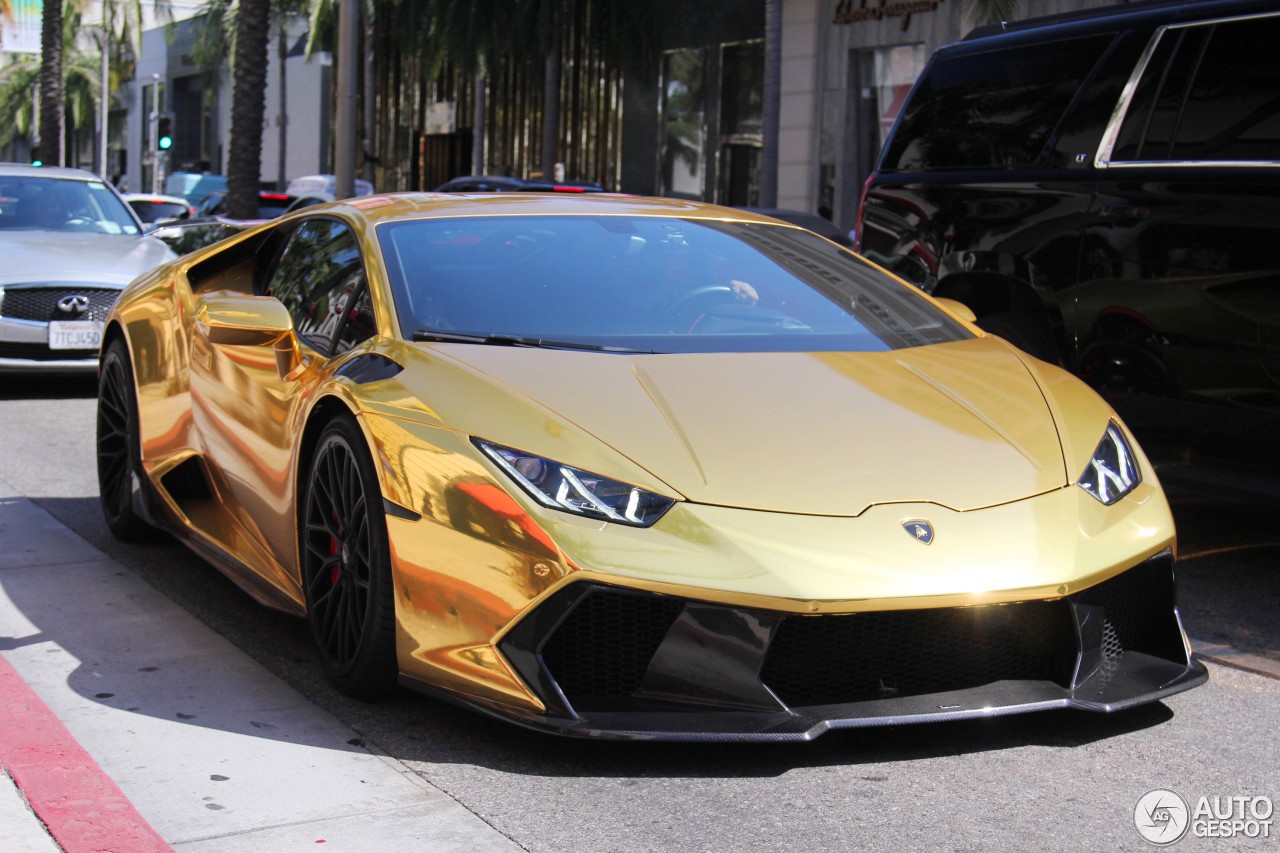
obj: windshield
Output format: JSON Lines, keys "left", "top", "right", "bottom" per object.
{"left": 378, "top": 215, "right": 970, "bottom": 353}
{"left": 0, "top": 176, "right": 141, "bottom": 235}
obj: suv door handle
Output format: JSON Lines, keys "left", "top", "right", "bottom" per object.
{"left": 1100, "top": 204, "right": 1150, "bottom": 221}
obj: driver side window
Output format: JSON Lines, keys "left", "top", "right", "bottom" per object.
{"left": 265, "top": 218, "right": 372, "bottom": 356}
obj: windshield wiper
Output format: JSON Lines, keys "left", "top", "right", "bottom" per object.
{"left": 412, "top": 330, "right": 654, "bottom": 354}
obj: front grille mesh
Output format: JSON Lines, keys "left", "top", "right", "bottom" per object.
{"left": 533, "top": 557, "right": 1181, "bottom": 713}
{"left": 1077, "top": 553, "right": 1183, "bottom": 662}
{"left": 760, "top": 602, "right": 1078, "bottom": 707}
{"left": 540, "top": 589, "right": 683, "bottom": 703}
{"left": 1, "top": 286, "right": 119, "bottom": 322}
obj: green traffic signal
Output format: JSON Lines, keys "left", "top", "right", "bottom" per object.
{"left": 157, "top": 115, "right": 173, "bottom": 151}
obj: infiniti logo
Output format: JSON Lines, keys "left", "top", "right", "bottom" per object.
{"left": 57, "top": 294, "right": 90, "bottom": 314}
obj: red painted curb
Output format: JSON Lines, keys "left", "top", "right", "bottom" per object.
{"left": 0, "top": 654, "right": 173, "bottom": 853}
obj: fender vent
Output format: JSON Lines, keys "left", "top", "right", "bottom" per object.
{"left": 160, "top": 457, "right": 213, "bottom": 502}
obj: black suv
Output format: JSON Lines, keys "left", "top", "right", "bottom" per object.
{"left": 858, "top": 0, "right": 1280, "bottom": 461}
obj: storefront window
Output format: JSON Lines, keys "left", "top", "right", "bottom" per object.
{"left": 719, "top": 40, "right": 764, "bottom": 206}
{"left": 871, "top": 45, "right": 925, "bottom": 151}
{"left": 661, "top": 48, "right": 707, "bottom": 199}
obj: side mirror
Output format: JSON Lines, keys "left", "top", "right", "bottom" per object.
{"left": 194, "top": 294, "right": 306, "bottom": 380}
{"left": 933, "top": 297, "right": 977, "bottom": 324}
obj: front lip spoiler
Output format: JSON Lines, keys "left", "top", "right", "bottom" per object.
{"left": 401, "top": 653, "right": 1208, "bottom": 742}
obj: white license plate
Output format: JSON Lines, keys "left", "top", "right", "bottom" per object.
{"left": 48, "top": 320, "right": 103, "bottom": 350}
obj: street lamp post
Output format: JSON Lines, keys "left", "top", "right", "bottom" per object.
{"left": 98, "top": 29, "right": 109, "bottom": 181}
{"left": 150, "top": 73, "right": 161, "bottom": 194}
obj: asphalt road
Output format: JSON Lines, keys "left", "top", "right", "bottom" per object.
{"left": 2, "top": 373, "right": 1277, "bottom": 852}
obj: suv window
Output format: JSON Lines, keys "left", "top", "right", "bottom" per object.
{"left": 1111, "top": 14, "right": 1280, "bottom": 163}
{"left": 265, "top": 218, "right": 372, "bottom": 355}
{"left": 882, "top": 34, "right": 1113, "bottom": 171}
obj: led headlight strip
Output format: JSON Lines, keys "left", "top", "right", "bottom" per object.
{"left": 474, "top": 439, "right": 675, "bottom": 527}
{"left": 1078, "top": 421, "right": 1141, "bottom": 505}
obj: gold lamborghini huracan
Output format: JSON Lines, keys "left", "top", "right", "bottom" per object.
{"left": 96, "top": 193, "right": 1206, "bottom": 740}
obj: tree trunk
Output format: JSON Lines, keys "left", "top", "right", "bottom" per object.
{"left": 759, "top": 0, "right": 781, "bottom": 208}
{"left": 363, "top": 13, "right": 376, "bottom": 186}
{"left": 37, "top": 0, "right": 64, "bottom": 166}
{"left": 227, "top": 0, "right": 271, "bottom": 219}
{"left": 277, "top": 13, "right": 288, "bottom": 192}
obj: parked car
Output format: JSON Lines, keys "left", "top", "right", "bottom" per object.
{"left": 285, "top": 174, "right": 375, "bottom": 200}
{"left": 0, "top": 164, "right": 175, "bottom": 372}
{"left": 857, "top": 0, "right": 1280, "bottom": 463}
{"left": 122, "top": 192, "right": 196, "bottom": 225}
{"left": 193, "top": 189, "right": 297, "bottom": 220}
{"left": 164, "top": 171, "right": 227, "bottom": 204}
{"left": 96, "top": 192, "right": 1203, "bottom": 739}
{"left": 434, "top": 175, "right": 606, "bottom": 193}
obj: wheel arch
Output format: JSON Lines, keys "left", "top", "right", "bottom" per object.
{"left": 297, "top": 394, "right": 362, "bottom": 493}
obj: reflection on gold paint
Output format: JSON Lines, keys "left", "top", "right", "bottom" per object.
{"left": 367, "top": 412, "right": 569, "bottom": 701}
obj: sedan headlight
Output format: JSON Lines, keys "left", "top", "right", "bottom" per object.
{"left": 474, "top": 439, "right": 676, "bottom": 527}
{"left": 1077, "top": 421, "right": 1141, "bottom": 505}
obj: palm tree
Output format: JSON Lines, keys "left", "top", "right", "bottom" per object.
{"left": 3, "top": 49, "right": 105, "bottom": 154}
{"left": 37, "top": 0, "right": 64, "bottom": 164}
{"left": 226, "top": 0, "right": 272, "bottom": 218}
{"left": 759, "top": 0, "right": 780, "bottom": 207}
{"left": 36, "top": 0, "right": 158, "bottom": 166}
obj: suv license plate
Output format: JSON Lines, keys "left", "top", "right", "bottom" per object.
{"left": 48, "top": 320, "right": 103, "bottom": 350}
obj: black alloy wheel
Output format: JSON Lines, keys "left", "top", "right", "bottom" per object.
{"left": 96, "top": 337, "right": 150, "bottom": 540}
{"left": 301, "top": 415, "right": 398, "bottom": 699}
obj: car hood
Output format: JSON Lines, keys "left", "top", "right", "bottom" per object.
{"left": 0, "top": 230, "right": 175, "bottom": 285}
{"left": 433, "top": 336, "right": 1069, "bottom": 516}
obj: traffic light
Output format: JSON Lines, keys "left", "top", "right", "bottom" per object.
{"left": 156, "top": 115, "right": 173, "bottom": 151}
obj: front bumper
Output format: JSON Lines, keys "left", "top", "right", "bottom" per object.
{"left": 406, "top": 550, "right": 1206, "bottom": 740}
{"left": 0, "top": 286, "right": 117, "bottom": 372}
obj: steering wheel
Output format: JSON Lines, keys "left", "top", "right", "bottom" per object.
{"left": 665, "top": 285, "right": 737, "bottom": 332}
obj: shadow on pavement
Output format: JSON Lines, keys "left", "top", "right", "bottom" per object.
{"left": 0, "top": 374, "right": 97, "bottom": 401}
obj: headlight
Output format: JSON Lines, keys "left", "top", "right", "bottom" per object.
{"left": 474, "top": 439, "right": 676, "bottom": 527}
{"left": 1077, "top": 421, "right": 1141, "bottom": 505}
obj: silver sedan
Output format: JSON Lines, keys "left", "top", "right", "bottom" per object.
{"left": 0, "top": 164, "right": 175, "bottom": 372}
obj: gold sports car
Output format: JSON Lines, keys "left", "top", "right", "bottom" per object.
{"left": 96, "top": 193, "right": 1206, "bottom": 740}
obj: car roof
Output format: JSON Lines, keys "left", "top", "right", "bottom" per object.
{"left": 286, "top": 174, "right": 374, "bottom": 196}
{"left": 123, "top": 193, "right": 191, "bottom": 204}
{"left": 963, "top": 0, "right": 1278, "bottom": 42}
{"left": 290, "top": 192, "right": 790, "bottom": 227}
{"left": 0, "top": 163, "right": 108, "bottom": 182}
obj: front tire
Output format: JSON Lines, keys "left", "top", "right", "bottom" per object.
{"left": 300, "top": 415, "right": 398, "bottom": 699}
{"left": 96, "top": 337, "right": 150, "bottom": 540}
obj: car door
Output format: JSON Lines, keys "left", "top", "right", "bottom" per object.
{"left": 1081, "top": 12, "right": 1280, "bottom": 409}
{"left": 189, "top": 216, "right": 376, "bottom": 582}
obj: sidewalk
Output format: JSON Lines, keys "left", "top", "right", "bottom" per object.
{"left": 0, "top": 484, "right": 519, "bottom": 852}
